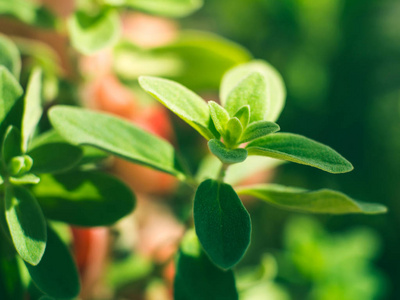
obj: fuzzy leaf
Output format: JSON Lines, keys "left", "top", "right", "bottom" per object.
{"left": 5, "top": 186, "right": 46, "bottom": 265}
{"left": 48, "top": 106, "right": 186, "bottom": 179}
{"left": 125, "top": 0, "right": 203, "bottom": 18}
{"left": 174, "top": 230, "right": 239, "bottom": 300}
{"left": 233, "top": 105, "right": 250, "bottom": 129}
{"left": 28, "top": 143, "right": 83, "bottom": 174}
{"left": 236, "top": 184, "right": 387, "bottom": 214}
{"left": 139, "top": 76, "right": 218, "bottom": 139}
{"left": 0, "top": 66, "right": 23, "bottom": 127}
{"left": 33, "top": 171, "right": 135, "bottom": 226}
{"left": 194, "top": 179, "right": 251, "bottom": 269}
{"left": 21, "top": 68, "right": 43, "bottom": 152}
{"left": 208, "top": 101, "right": 229, "bottom": 136}
{"left": 221, "top": 60, "right": 286, "bottom": 122}
{"left": 208, "top": 139, "right": 247, "bottom": 164}
{"left": 0, "top": 35, "right": 21, "bottom": 79}
{"left": 25, "top": 226, "right": 80, "bottom": 298}
{"left": 246, "top": 133, "right": 353, "bottom": 174}
{"left": 68, "top": 8, "right": 120, "bottom": 55}
{"left": 224, "top": 117, "right": 243, "bottom": 147}
{"left": 240, "top": 120, "right": 280, "bottom": 143}
{"left": 9, "top": 174, "right": 40, "bottom": 185}
{"left": 224, "top": 72, "right": 268, "bottom": 123}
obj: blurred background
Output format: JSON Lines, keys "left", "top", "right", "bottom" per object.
{"left": 1, "top": 0, "right": 399, "bottom": 299}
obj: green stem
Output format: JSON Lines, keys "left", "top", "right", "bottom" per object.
{"left": 217, "top": 163, "right": 229, "bottom": 182}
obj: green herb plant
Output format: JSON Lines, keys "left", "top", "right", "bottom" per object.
{"left": 47, "top": 60, "right": 387, "bottom": 299}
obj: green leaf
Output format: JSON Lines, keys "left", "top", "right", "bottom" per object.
{"left": 28, "top": 143, "right": 83, "bottom": 174}
{"left": 21, "top": 67, "right": 43, "bottom": 153}
{"left": 68, "top": 8, "right": 121, "bottom": 55}
{"left": 125, "top": 0, "right": 203, "bottom": 18}
{"left": 224, "top": 117, "right": 243, "bottom": 147}
{"left": 224, "top": 72, "right": 268, "bottom": 123}
{"left": 208, "top": 101, "right": 229, "bottom": 136}
{"left": 240, "top": 120, "right": 280, "bottom": 143}
{"left": 0, "top": 66, "right": 23, "bottom": 127}
{"left": 139, "top": 76, "right": 218, "bottom": 139}
{"left": 194, "top": 179, "right": 251, "bottom": 269}
{"left": 48, "top": 106, "right": 186, "bottom": 179}
{"left": 9, "top": 173, "right": 40, "bottom": 185}
{"left": 221, "top": 60, "right": 286, "bottom": 122}
{"left": 25, "top": 225, "right": 80, "bottom": 298}
{"left": 208, "top": 139, "right": 247, "bottom": 164}
{"left": 246, "top": 133, "right": 354, "bottom": 174}
{"left": 2, "top": 126, "right": 21, "bottom": 164}
{"left": 0, "top": 255, "right": 24, "bottom": 300}
{"left": 233, "top": 105, "right": 250, "bottom": 129}
{"left": 236, "top": 184, "right": 387, "bottom": 214}
{"left": 5, "top": 186, "right": 46, "bottom": 266}
{"left": 32, "top": 171, "right": 135, "bottom": 226}
{"left": 0, "top": 34, "right": 21, "bottom": 79}
{"left": 8, "top": 155, "right": 33, "bottom": 176}
{"left": 174, "top": 230, "right": 239, "bottom": 300}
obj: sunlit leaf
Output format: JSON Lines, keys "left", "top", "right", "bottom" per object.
{"left": 174, "top": 230, "right": 239, "bottom": 300}
{"left": 246, "top": 133, "right": 354, "bottom": 174}
{"left": 208, "top": 101, "right": 229, "bottom": 136}
{"left": 33, "top": 171, "right": 135, "bottom": 226}
{"left": 240, "top": 120, "right": 280, "bottom": 143}
{"left": 221, "top": 60, "right": 286, "bottom": 122}
{"left": 224, "top": 117, "right": 243, "bottom": 146}
{"left": 0, "top": 35, "right": 21, "bottom": 79}
{"left": 5, "top": 186, "right": 46, "bottom": 266}
{"left": 236, "top": 184, "right": 387, "bottom": 214}
{"left": 194, "top": 179, "right": 251, "bottom": 269}
{"left": 25, "top": 226, "right": 80, "bottom": 298}
{"left": 49, "top": 106, "right": 186, "bottom": 179}
{"left": 208, "top": 139, "right": 247, "bottom": 164}
{"left": 0, "top": 66, "right": 23, "bottom": 127}
{"left": 9, "top": 173, "right": 40, "bottom": 185}
{"left": 233, "top": 105, "right": 250, "bottom": 129}
{"left": 125, "top": 0, "right": 203, "bottom": 18}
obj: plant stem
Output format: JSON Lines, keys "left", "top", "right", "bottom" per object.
{"left": 217, "top": 163, "right": 229, "bottom": 182}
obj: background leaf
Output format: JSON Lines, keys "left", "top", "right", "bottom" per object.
{"left": 68, "top": 8, "right": 121, "bottom": 55}
{"left": 139, "top": 76, "right": 218, "bottom": 139}
{"left": 246, "top": 133, "right": 354, "bottom": 174}
{"left": 25, "top": 225, "right": 80, "bottom": 298}
{"left": 0, "top": 255, "right": 24, "bottom": 300}
{"left": 5, "top": 186, "right": 46, "bottom": 266}
{"left": 0, "top": 35, "right": 21, "bottom": 79}
{"left": 194, "top": 179, "right": 251, "bottom": 269}
{"left": 220, "top": 60, "right": 286, "bottom": 122}
{"left": 32, "top": 171, "right": 135, "bottom": 226}
{"left": 49, "top": 106, "right": 186, "bottom": 179}
{"left": 174, "top": 230, "right": 239, "bottom": 300}
{"left": 236, "top": 184, "right": 387, "bottom": 214}
{"left": 0, "top": 66, "right": 23, "bottom": 127}
{"left": 2, "top": 126, "right": 21, "bottom": 164}
{"left": 125, "top": 0, "right": 203, "bottom": 18}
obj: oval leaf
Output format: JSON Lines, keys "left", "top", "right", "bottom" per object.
{"left": 224, "top": 117, "right": 243, "bottom": 147}
{"left": 194, "top": 179, "right": 251, "bottom": 269}
{"left": 48, "top": 106, "right": 186, "bottom": 179}
{"left": 68, "top": 8, "right": 121, "bottom": 55}
{"left": 5, "top": 186, "right": 46, "bottom": 265}
{"left": 174, "top": 230, "right": 238, "bottom": 300}
{"left": 21, "top": 67, "right": 43, "bottom": 152}
{"left": 139, "top": 76, "right": 218, "bottom": 139}
{"left": 2, "top": 125, "right": 21, "bottom": 164}
{"left": 125, "top": 0, "right": 203, "bottom": 18}
{"left": 28, "top": 143, "right": 83, "bottom": 174}
{"left": 246, "top": 133, "right": 354, "bottom": 174}
{"left": 240, "top": 120, "right": 280, "bottom": 143}
{"left": 221, "top": 60, "right": 286, "bottom": 122}
{"left": 233, "top": 105, "right": 250, "bottom": 129}
{"left": 25, "top": 226, "right": 80, "bottom": 298}
{"left": 236, "top": 184, "right": 387, "bottom": 214}
{"left": 32, "top": 171, "right": 135, "bottom": 226}
{"left": 208, "top": 101, "right": 229, "bottom": 136}
{"left": 0, "top": 66, "right": 23, "bottom": 127}
{"left": 208, "top": 139, "right": 247, "bottom": 164}
{"left": 0, "top": 34, "right": 21, "bottom": 79}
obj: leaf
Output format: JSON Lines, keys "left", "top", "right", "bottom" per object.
{"left": 174, "top": 230, "right": 239, "bottom": 300}
{"left": 9, "top": 174, "right": 40, "bottom": 185}
{"left": 21, "top": 67, "right": 43, "bottom": 152}
{"left": 68, "top": 8, "right": 121, "bottom": 55}
{"left": 25, "top": 225, "right": 80, "bottom": 298}
{"left": 2, "top": 126, "right": 21, "bottom": 164}
{"left": 0, "top": 66, "right": 23, "bottom": 127}
{"left": 246, "top": 133, "right": 354, "bottom": 174}
{"left": 224, "top": 72, "right": 268, "bottom": 123}
{"left": 240, "top": 120, "right": 280, "bottom": 143}
{"left": 32, "top": 171, "right": 135, "bottom": 226}
{"left": 233, "top": 105, "right": 250, "bottom": 129}
{"left": 139, "top": 76, "right": 218, "bottom": 139}
{"left": 48, "top": 106, "right": 186, "bottom": 179}
{"left": 125, "top": 0, "right": 203, "bottom": 18}
{"left": 236, "top": 184, "right": 387, "bottom": 214}
{"left": 0, "top": 255, "right": 24, "bottom": 300}
{"left": 0, "top": 34, "right": 21, "bottom": 79}
{"left": 221, "top": 60, "right": 286, "bottom": 122}
{"left": 208, "top": 101, "right": 229, "bottom": 136}
{"left": 5, "top": 186, "right": 46, "bottom": 265}
{"left": 208, "top": 139, "right": 247, "bottom": 164}
{"left": 28, "top": 143, "right": 83, "bottom": 174}
{"left": 194, "top": 179, "right": 251, "bottom": 269}
{"left": 114, "top": 31, "right": 251, "bottom": 90}
{"left": 8, "top": 155, "right": 33, "bottom": 176}
{"left": 224, "top": 117, "right": 243, "bottom": 147}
